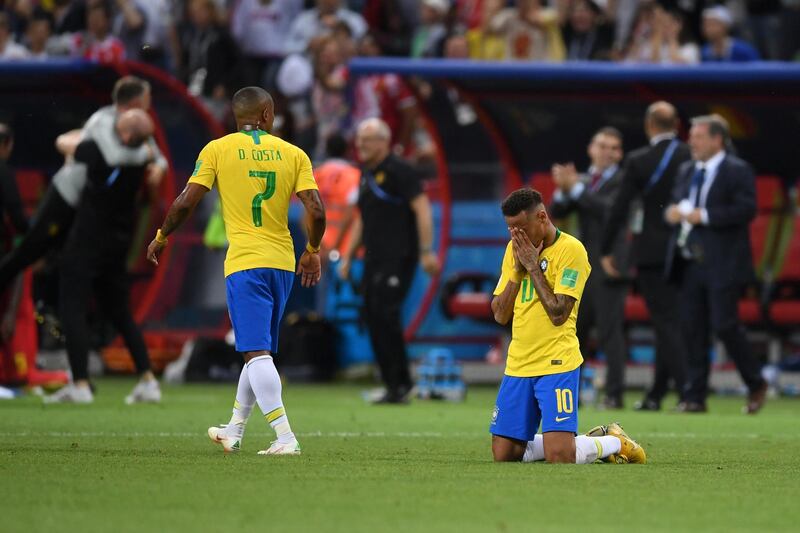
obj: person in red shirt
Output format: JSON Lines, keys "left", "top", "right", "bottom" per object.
{"left": 351, "top": 33, "right": 417, "bottom": 156}
{"left": 71, "top": 0, "right": 125, "bottom": 63}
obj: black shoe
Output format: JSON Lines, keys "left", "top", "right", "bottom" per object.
{"left": 370, "top": 387, "right": 411, "bottom": 405}
{"left": 633, "top": 398, "right": 661, "bottom": 411}
{"left": 674, "top": 401, "right": 707, "bottom": 413}
{"left": 600, "top": 396, "right": 624, "bottom": 410}
{"left": 744, "top": 382, "right": 768, "bottom": 415}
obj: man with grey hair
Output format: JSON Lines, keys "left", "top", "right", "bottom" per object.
{"left": 665, "top": 114, "right": 767, "bottom": 414}
{"left": 339, "top": 117, "right": 440, "bottom": 404}
{"left": 0, "top": 76, "right": 167, "bottom": 290}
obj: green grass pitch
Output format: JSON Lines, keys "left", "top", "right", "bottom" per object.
{"left": 2, "top": 379, "right": 799, "bottom": 532}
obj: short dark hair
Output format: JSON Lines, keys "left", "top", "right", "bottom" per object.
{"left": 502, "top": 188, "right": 543, "bottom": 217}
{"left": 31, "top": 7, "right": 55, "bottom": 27}
{"left": 112, "top": 76, "right": 150, "bottom": 106}
{"left": 325, "top": 133, "right": 348, "bottom": 159}
{"left": 595, "top": 126, "right": 623, "bottom": 144}
{"left": 87, "top": 0, "right": 112, "bottom": 19}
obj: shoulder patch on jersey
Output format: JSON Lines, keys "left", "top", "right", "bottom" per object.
{"left": 191, "top": 160, "right": 202, "bottom": 176}
{"left": 561, "top": 268, "right": 579, "bottom": 288}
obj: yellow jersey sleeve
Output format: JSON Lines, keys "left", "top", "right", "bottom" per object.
{"left": 188, "top": 141, "right": 218, "bottom": 190}
{"left": 293, "top": 147, "right": 318, "bottom": 193}
{"left": 493, "top": 242, "right": 515, "bottom": 296}
{"left": 553, "top": 240, "right": 590, "bottom": 301}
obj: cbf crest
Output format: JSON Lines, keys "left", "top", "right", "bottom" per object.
{"left": 539, "top": 258, "right": 548, "bottom": 272}
{"left": 491, "top": 406, "right": 499, "bottom": 424}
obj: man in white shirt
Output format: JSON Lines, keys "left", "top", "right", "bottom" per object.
{"left": 0, "top": 11, "right": 30, "bottom": 60}
{"left": 285, "top": 0, "right": 367, "bottom": 55}
{"left": 665, "top": 114, "right": 767, "bottom": 415}
{"left": 230, "top": 0, "right": 303, "bottom": 88}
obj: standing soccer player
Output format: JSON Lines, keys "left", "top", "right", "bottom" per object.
{"left": 147, "top": 87, "right": 325, "bottom": 455}
{"left": 490, "top": 188, "right": 645, "bottom": 464}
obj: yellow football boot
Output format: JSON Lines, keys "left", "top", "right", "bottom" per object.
{"left": 605, "top": 422, "right": 647, "bottom": 464}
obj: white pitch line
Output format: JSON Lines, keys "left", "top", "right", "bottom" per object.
{"left": 0, "top": 431, "right": 770, "bottom": 439}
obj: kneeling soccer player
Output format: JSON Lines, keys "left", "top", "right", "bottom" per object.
{"left": 489, "top": 188, "right": 645, "bottom": 464}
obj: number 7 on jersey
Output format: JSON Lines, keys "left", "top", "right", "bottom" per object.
{"left": 249, "top": 170, "right": 276, "bottom": 227}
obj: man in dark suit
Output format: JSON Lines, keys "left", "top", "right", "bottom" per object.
{"left": 550, "top": 127, "right": 628, "bottom": 408}
{"left": 600, "top": 101, "right": 690, "bottom": 411}
{"left": 665, "top": 114, "right": 767, "bottom": 414}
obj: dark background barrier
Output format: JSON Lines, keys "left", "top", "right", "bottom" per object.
{"left": 2, "top": 60, "right": 799, "bottom": 367}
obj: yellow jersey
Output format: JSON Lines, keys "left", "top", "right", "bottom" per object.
{"left": 493, "top": 230, "right": 590, "bottom": 377}
{"left": 188, "top": 129, "right": 318, "bottom": 277}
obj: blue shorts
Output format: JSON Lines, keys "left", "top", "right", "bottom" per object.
{"left": 226, "top": 268, "right": 294, "bottom": 353}
{"left": 490, "top": 368, "right": 580, "bottom": 441}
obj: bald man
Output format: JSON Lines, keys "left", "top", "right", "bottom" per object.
{"left": 600, "top": 101, "right": 691, "bottom": 411}
{"left": 45, "top": 109, "right": 160, "bottom": 404}
{"left": 0, "top": 76, "right": 167, "bottom": 291}
{"left": 339, "top": 118, "right": 439, "bottom": 404}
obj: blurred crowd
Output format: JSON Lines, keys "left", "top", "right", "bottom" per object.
{"left": 1, "top": 0, "right": 799, "bottom": 159}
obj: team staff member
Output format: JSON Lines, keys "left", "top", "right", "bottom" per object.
{"left": 0, "top": 76, "right": 166, "bottom": 290}
{"left": 600, "top": 101, "right": 690, "bottom": 411}
{"left": 665, "top": 115, "right": 767, "bottom": 414}
{"left": 550, "top": 127, "right": 628, "bottom": 409}
{"left": 44, "top": 110, "right": 160, "bottom": 405}
{"left": 489, "top": 188, "right": 645, "bottom": 464}
{"left": 148, "top": 87, "right": 326, "bottom": 456}
{"left": 338, "top": 118, "right": 440, "bottom": 404}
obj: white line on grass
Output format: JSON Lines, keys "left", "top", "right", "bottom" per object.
{"left": 0, "top": 431, "right": 766, "bottom": 439}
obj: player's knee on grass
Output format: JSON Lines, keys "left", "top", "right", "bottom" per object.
{"left": 542, "top": 432, "right": 576, "bottom": 463}
{"left": 492, "top": 435, "right": 525, "bottom": 462}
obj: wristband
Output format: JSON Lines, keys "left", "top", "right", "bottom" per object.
{"left": 155, "top": 229, "right": 168, "bottom": 244}
{"left": 306, "top": 242, "right": 320, "bottom": 254}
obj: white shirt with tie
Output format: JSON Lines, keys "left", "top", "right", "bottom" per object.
{"left": 678, "top": 150, "right": 726, "bottom": 226}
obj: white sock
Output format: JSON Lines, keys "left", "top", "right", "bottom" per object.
{"left": 522, "top": 435, "right": 545, "bottom": 462}
{"left": 227, "top": 366, "right": 255, "bottom": 437}
{"left": 574, "top": 435, "right": 621, "bottom": 464}
{"left": 247, "top": 355, "right": 295, "bottom": 444}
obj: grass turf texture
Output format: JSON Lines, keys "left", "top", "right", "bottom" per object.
{"left": 1, "top": 379, "right": 798, "bottom": 532}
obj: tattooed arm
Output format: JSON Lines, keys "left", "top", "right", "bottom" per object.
{"left": 491, "top": 278, "right": 521, "bottom": 326}
{"left": 295, "top": 189, "right": 326, "bottom": 288}
{"left": 511, "top": 227, "right": 576, "bottom": 327}
{"left": 146, "top": 183, "right": 208, "bottom": 265}
{"left": 296, "top": 189, "right": 326, "bottom": 249}
{"left": 528, "top": 266, "right": 576, "bottom": 327}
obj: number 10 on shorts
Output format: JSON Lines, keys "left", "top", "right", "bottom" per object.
{"left": 555, "top": 388, "right": 574, "bottom": 414}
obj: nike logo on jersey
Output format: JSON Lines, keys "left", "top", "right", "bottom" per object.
{"left": 555, "top": 416, "right": 571, "bottom": 422}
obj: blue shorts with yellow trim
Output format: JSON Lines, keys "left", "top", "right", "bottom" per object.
{"left": 226, "top": 268, "right": 294, "bottom": 353}
{"left": 490, "top": 368, "right": 580, "bottom": 441}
